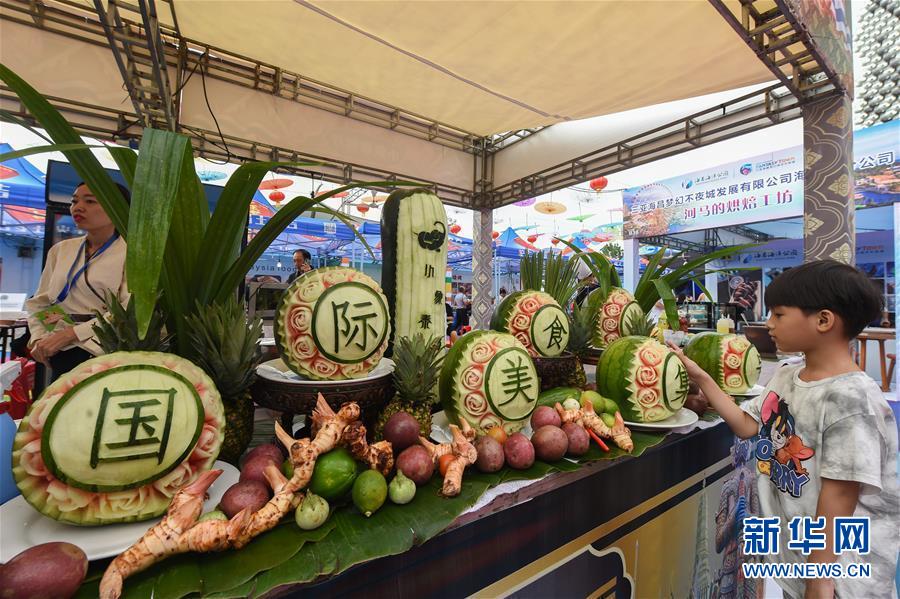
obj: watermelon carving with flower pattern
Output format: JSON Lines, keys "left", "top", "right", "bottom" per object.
{"left": 683, "top": 332, "right": 761, "bottom": 394}
{"left": 597, "top": 336, "right": 689, "bottom": 422}
{"left": 12, "top": 351, "right": 224, "bottom": 525}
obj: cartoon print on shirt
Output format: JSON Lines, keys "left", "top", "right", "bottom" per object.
{"left": 753, "top": 391, "right": 815, "bottom": 498}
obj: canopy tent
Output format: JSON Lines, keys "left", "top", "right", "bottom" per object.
{"left": 0, "top": 0, "right": 798, "bottom": 203}
{"left": 0, "top": 143, "right": 46, "bottom": 209}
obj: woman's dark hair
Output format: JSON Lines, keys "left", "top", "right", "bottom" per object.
{"left": 293, "top": 248, "right": 311, "bottom": 261}
{"left": 75, "top": 181, "right": 131, "bottom": 205}
{"left": 764, "top": 260, "right": 883, "bottom": 338}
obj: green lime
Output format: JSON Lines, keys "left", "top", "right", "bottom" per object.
{"left": 309, "top": 447, "right": 361, "bottom": 500}
{"left": 352, "top": 470, "right": 388, "bottom": 517}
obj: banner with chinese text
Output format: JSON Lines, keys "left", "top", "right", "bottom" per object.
{"left": 623, "top": 147, "right": 804, "bottom": 238}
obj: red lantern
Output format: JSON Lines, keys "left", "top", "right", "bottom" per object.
{"left": 527, "top": 234, "right": 538, "bottom": 243}
{"left": 268, "top": 190, "right": 285, "bottom": 202}
{"left": 551, "top": 238, "right": 560, "bottom": 246}
{"left": 491, "top": 231, "right": 500, "bottom": 240}
{"left": 357, "top": 204, "right": 369, "bottom": 214}
{"left": 449, "top": 223, "right": 462, "bottom": 234}
{"left": 589, "top": 177, "right": 608, "bottom": 192}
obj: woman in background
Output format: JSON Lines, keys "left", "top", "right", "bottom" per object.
{"left": 25, "top": 182, "right": 129, "bottom": 382}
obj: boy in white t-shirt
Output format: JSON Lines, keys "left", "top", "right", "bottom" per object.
{"left": 671, "top": 260, "right": 899, "bottom": 599}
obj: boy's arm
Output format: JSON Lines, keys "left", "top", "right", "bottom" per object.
{"left": 668, "top": 343, "right": 759, "bottom": 438}
{"left": 804, "top": 478, "right": 861, "bottom": 599}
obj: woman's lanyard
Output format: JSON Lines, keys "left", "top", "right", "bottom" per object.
{"left": 55, "top": 233, "right": 119, "bottom": 304}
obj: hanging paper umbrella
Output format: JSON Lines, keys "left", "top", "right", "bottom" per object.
{"left": 372, "top": 194, "right": 389, "bottom": 203}
{"left": 259, "top": 178, "right": 294, "bottom": 191}
{"left": 269, "top": 190, "right": 285, "bottom": 203}
{"left": 449, "top": 223, "right": 462, "bottom": 234}
{"left": 590, "top": 177, "right": 608, "bottom": 192}
{"left": 0, "top": 165, "right": 20, "bottom": 179}
{"left": 567, "top": 213, "right": 595, "bottom": 223}
{"left": 196, "top": 169, "right": 227, "bottom": 182}
{"left": 534, "top": 201, "right": 567, "bottom": 215}
{"left": 514, "top": 197, "right": 536, "bottom": 207}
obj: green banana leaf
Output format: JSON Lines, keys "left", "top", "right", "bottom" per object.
{"left": 127, "top": 129, "right": 194, "bottom": 339}
{"left": 0, "top": 143, "right": 106, "bottom": 162}
{"left": 212, "top": 180, "right": 410, "bottom": 303}
{"left": 77, "top": 431, "right": 664, "bottom": 599}
{"left": 193, "top": 161, "right": 316, "bottom": 304}
{"left": 0, "top": 63, "right": 130, "bottom": 236}
{"left": 651, "top": 279, "right": 680, "bottom": 329}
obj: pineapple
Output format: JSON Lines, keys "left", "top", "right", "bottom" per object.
{"left": 625, "top": 308, "right": 655, "bottom": 338}
{"left": 184, "top": 297, "right": 263, "bottom": 465}
{"left": 375, "top": 333, "right": 445, "bottom": 439}
{"left": 564, "top": 302, "right": 594, "bottom": 388}
{"left": 93, "top": 292, "right": 171, "bottom": 353}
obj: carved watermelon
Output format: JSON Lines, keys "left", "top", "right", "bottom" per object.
{"left": 597, "top": 336, "right": 689, "bottom": 422}
{"left": 439, "top": 330, "right": 539, "bottom": 435}
{"left": 490, "top": 290, "right": 570, "bottom": 357}
{"left": 275, "top": 267, "right": 391, "bottom": 380}
{"left": 591, "top": 287, "right": 644, "bottom": 349}
{"left": 683, "top": 332, "right": 761, "bottom": 394}
{"left": 12, "top": 352, "right": 224, "bottom": 525}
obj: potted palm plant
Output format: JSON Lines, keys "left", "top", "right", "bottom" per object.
{"left": 0, "top": 64, "right": 414, "bottom": 462}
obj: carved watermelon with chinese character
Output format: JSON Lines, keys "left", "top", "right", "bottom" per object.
{"left": 439, "top": 330, "right": 539, "bottom": 435}
{"left": 12, "top": 352, "right": 224, "bottom": 525}
{"left": 490, "top": 290, "right": 570, "bottom": 358}
{"left": 275, "top": 267, "right": 391, "bottom": 380}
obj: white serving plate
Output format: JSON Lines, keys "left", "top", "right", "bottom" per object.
{"left": 624, "top": 408, "right": 699, "bottom": 431}
{"left": 731, "top": 383, "right": 765, "bottom": 398}
{"left": 0, "top": 461, "right": 238, "bottom": 562}
{"left": 256, "top": 357, "right": 394, "bottom": 384}
{"left": 429, "top": 410, "right": 532, "bottom": 444}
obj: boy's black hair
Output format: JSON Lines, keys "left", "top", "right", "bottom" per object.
{"left": 764, "top": 260, "right": 883, "bottom": 338}
{"left": 75, "top": 181, "right": 131, "bottom": 205}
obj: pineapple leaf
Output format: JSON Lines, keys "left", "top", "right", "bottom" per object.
{"left": 92, "top": 292, "right": 171, "bottom": 353}
{"left": 184, "top": 297, "right": 263, "bottom": 399}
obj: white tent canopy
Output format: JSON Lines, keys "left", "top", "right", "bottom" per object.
{"left": 2, "top": 0, "right": 782, "bottom": 198}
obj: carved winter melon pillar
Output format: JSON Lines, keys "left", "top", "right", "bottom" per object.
{"left": 471, "top": 207, "right": 495, "bottom": 330}
{"left": 802, "top": 93, "right": 855, "bottom": 264}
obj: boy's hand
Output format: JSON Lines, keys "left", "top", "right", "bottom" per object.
{"left": 667, "top": 341, "right": 710, "bottom": 383}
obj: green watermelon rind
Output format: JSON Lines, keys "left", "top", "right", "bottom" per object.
{"left": 529, "top": 304, "right": 569, "bottom": 357}
{"left": 489, "top": 291, "right": 525, "bottom": 332}
{"left": 12, "top": 351, "right": 224, "bottom": 526}
{"left": 590, "top": 287, "right": 642, "bottom": 349}
{"left": 597, "top": 336, "right": 687, "bottom": 423}
{"left": 40, "top": 364, "right": 204, "bottom": 493}
{"left": 439, "top": 330, "right": 490, "bottom": 428}
{"left": 683, "top": 332, "right": 760, "bottom": 394}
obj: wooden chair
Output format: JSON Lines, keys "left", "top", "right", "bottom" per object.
{"left": 888, "top": 353, "right": 896, "bottom": 389}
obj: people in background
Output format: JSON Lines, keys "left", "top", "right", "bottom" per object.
{"left": 286, "top": 249, "right": 314, "bottom": 284}
{"left": 25, "top": 182, "right": 130, "bottom": 382}
{"left": 498, "top": 287, "right": 508, "bottom": 302}
{"left": 452, "top": 289, "right": 470, "bottom": 332}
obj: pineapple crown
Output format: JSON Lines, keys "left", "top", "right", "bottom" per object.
{"left": 567, "top": 301, "right": 596, "bottom": 358}
{"left": 184, "top": 296, "right": 264, "bottom": 399}
{"left": 624, "top": 307, "right": 655, "bottom": 338}
{"left": 93, "top": 292, "right": 171, "bottom": 353}
{"left": 392, "top": 333, "right": 444, "bottom": 406}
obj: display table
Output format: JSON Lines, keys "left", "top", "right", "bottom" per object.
{"left": 269, "top": 422, "right": 736, "bottom": 598}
